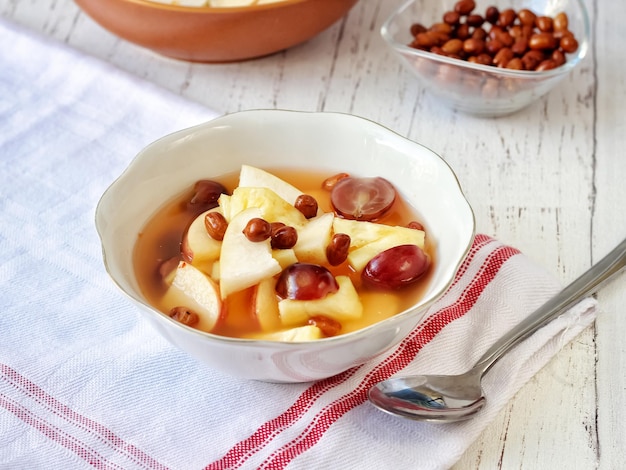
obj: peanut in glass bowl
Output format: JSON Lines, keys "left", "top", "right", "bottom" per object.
{"left": 381, "top": 0, "right": 590, "bottom": 117}
{"left": 95, "top": 110, "right": 475, "bottom": 383}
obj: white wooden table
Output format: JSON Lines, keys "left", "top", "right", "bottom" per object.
{"left": 3, "top": 0, "right": 624, "bottom": 467}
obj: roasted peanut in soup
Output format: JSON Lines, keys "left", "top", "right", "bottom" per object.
{"left": 134, "top": 166, "right": 433, "bottom": 341}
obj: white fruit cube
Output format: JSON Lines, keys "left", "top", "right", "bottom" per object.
{"left": 192, "top": 259, "right": 215, "bottom": 278}
{"left": 293, "top": 212, "right": 334, "bottom": 264}
{"left": 278, "top": 276, "right": 363, "bottom": 325}
{"left": 272, "top": 248, "right": 299, "bottom": 269}
{"left": 219, "top": 207, "right": 282, "bottom": 298}
{"left": 210, "top": 260, "right": 220, "bottom": 281}
{"left": 218, "top": 194, "right": 232, "bottom": 221}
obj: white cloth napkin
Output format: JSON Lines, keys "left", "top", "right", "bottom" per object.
{"left": 0, "top": 19, "right": 597, "bottom": 470}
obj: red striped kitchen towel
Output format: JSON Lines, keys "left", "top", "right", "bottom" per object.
{"left": 0, "top": 19, "right": 597, "bottom": 470}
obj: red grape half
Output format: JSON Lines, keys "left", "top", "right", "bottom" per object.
{"left": 330, "top": 176, "right": 396, "bottom": 221}
{"left": 275, "top": 263, "right": 339, "bottom": 300}
{"left": 362, "top": 244, "right": 430, "bottom": 290}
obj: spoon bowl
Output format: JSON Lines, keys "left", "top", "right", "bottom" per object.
{"left": 369, "top": 372, "right": 484, "bottom": 422}
{"left": 369, "top": 237, "right": 626, "bottom": 422}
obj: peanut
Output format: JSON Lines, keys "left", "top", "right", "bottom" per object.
{"left": 322, "top": 173, "right": 350, "bottom": 191}
{"left": 204, "top": 211, "right": 228, "bottom": 241}
{"left": 407, "top": 2, "right": 579, "bottom": 72}
{"left": 169, "top": 306, "right": 199, "bottom": 326}
{"left": 326, "top": 233, "right": 351, "bottom": 266}
{"left": 307, "top": 315, "right": 342, "bottom": 337}
{"left": 294, "top": 194, "right": 318, "bottom": 219}
{"left": 271, "top": 225, "right": 298, "bottom": 249}
{"left": 243, "top": 217, "right": 271, "bottom": 242}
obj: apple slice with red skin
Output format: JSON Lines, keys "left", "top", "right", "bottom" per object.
{"left": 181, "top": 208, "right": 222, "bottom": 263}
{"left": 251, "top": 277, "right": 281, "bottom": 332}
{"left": 161, "top": 260, "right": 222, "bottom": 332}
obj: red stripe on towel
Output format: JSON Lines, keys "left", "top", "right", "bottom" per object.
{"left": 260, "top": 243, "right": 519, "bottom": 469}
{"left": 0, "top": 392, "right": 123, "bottom": 470}
{"left": 0, "top": 364, "right": 170, "bottom": 470}
{"left": 207, "top": 235, "right": 510, "bottom": 470}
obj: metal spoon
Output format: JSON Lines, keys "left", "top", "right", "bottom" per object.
{"left": 368, "top": 237, "right": 626, "bottom": 422}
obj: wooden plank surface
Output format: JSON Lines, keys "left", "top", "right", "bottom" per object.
{"left": 2, "top": 0, "right": 624, "bottom": 467}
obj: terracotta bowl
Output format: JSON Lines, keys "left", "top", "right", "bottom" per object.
{"left": 74, "top": 0, "right": 359, "bottom": 62}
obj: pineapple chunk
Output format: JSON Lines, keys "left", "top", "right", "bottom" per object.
{"left": 348, "top": 231, "right": 425, "bottom": 273}
{"left": 333, "top": 218, "right": 425, "bottom": 272}
{"left": 228, "top": 187, "right": 307, "bottom": 227}
{"left": 218, "top": 194, "right": 232, "bottom": 221}
{"left": 333, "top": 218, "right": 425, "bottom": 249}
{"left": 278, "top": 276, "right": 363, "bottom": 326}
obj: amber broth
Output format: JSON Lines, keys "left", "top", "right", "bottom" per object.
{"left": 133, "top": 168, "right": 434, "bottom": 338}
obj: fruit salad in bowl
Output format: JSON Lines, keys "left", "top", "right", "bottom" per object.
{"left": 95, "top": 110, "right": 475, "bottom": 382}
{"left": 140, "top": 164, "right": 432, "bottom": 342}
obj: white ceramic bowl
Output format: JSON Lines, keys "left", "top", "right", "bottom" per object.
{"left": 95, "top": 110, "right": 475, "bottom": 382}
{"left": 381, "top": 0, "right": 590, "bottom": 116}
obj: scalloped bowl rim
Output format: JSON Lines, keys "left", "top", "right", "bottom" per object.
{"left": 95, "top": 110, "right": 475, "bottom": 355}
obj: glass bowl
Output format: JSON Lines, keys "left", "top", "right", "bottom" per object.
{"left": 381, "top": 0, "right": 590, "bottom": 116}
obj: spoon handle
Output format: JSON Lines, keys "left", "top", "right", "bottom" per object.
{"left": 473, "top": 237, "right": 626, "bottom": 376}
